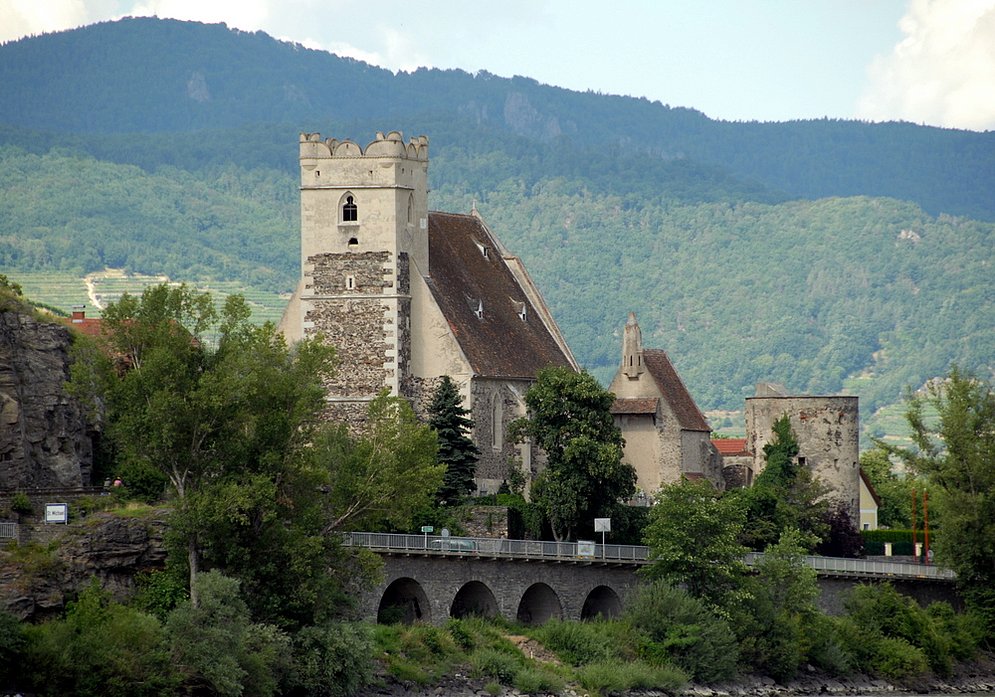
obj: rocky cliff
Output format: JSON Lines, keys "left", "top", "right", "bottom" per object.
{"left": 0, "top": 301, "right": 94, "bottom": 489}
{"left": 1, "top": 509, "right": 169, "bottom": 620}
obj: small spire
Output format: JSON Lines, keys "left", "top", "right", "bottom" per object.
{"left": 471, "top": 199, "right": 478, "bottom": 216}
{"left": 622, "top": 312, "right": 645, "bottom": 378}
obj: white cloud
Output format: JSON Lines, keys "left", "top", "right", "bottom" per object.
{"left": 0, "top": 0, "right": 89, "bottom": 43}
{"left": 125, "top": 0, "right": 271, "bottom": 31}
{"left": 858, "top": 0, "right": 995, "bottom": 131}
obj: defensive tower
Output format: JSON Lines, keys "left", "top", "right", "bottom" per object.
{"left": 296, "top": 131, "right": 429, "bottom": 422}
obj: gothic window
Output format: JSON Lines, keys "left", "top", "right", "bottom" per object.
{"left": 407, "top": 193, "right": 414, "bottom": 224}
{"left": 342, "top": 194, "right": 358, "bottom": 222}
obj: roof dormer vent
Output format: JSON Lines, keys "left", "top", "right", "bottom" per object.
{"left": 474, "top": 299, "right": 484, "bottom": 320}
{"left": 474, "top": 240, "right": 490, "bottom": 259}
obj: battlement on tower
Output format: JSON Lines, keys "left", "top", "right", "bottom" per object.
{"left": 299, "top": 131, "right": 429, "bottom": 161}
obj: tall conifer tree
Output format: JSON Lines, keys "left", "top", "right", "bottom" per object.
{"left": 428, "top": 376, "right": 479, "bottom": 505}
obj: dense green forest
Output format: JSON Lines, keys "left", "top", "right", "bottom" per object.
{"left": 1, "top": 17, "right": 993, "bottom": 429}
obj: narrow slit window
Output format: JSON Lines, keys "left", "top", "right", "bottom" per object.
{"left": 342, "top": 195, "right": 358, "bottom": 222}
{"left": 346, "top": 275, "right": 355, "bottom": 290}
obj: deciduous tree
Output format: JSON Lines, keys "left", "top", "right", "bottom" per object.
{"left": 512, "top": 367, "right": 636, "bottom": 541}
{"left": 897, "top": 367, "right": 995, "bottom": 643}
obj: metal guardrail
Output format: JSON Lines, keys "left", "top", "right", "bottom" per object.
{"left": 744, "top": 551, "right": 958, "bottom": 581}
{"left": 0, "top": 522, "right": 18, "bottom": 539}
{"left": 345, "top": 533, "right": 957, "bottom": 579}
{"left": 343, "top": 532, "right": 649, "bottom": 563}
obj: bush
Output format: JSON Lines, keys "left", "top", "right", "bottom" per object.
{"left": 470, "top": 647, "right": 522, "bottom": 684}
{"left": 534, "top": 618, "right": 618, "bottom": 665}
{"left": 0, "top": 610, "right": 25, "bottom": 687}
{"left": 10, "top": 491, "right": 32, "bottom": 515}
{"left": 18, "top": 581, "right": 176, "bottom": 697}
{"left": 806, "top": 614, "right": 856, "bottom": 676}
{"left": 870, "top": 637, "right": 929, "bottom": 680}
{"left": 291, "top": 622, "right": 373, "bottom": 697}
{"left": 845, "top": 583, "right": 950, "bottom": 675}
{"left": 626, "top": 581, "right": 739, "bottom": 683}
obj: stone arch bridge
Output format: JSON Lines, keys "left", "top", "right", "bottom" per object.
{"left": 344, "top": 533, "right": 959, "bottom": 625}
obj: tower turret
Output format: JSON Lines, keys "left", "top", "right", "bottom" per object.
{"left": 622, "top": 311, "right": 645, "bottom": 378}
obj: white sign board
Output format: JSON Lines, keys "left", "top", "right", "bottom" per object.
{"left": 577, "top": 540, "right": 596, "bottom": 558}
{"left": 594, "top": 518, "right": 612, "bottom": 532}
{"left": 45, "top": 503, "right": 69, "bottom": 524}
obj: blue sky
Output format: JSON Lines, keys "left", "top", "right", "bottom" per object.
{"left": 3, "top": 0, "right": 994, "bottom": 130}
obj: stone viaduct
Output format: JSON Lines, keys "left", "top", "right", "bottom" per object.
{"left": 345, "top": 533, "right": 961, "bottom": 625}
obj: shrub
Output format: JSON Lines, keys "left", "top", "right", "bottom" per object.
{"left": 10, "top": 491, "right": 32, "bottom": 515}
{"left": 471, "top": 647, "right": 521, "bottom": 684}
{"left": 291, "top": 622, "right": 373, "bottom": 697}
{"left": 534, "top": 618, "right": 617, "bottom": 665}
{"left": 0, "top": 610, "right": 25, "bottom": 686}
{"left": 626, "top": 581, "right": 739, "bottom": 683}
{"left": 806, "top": 614, "right": 856, "bottom": 676}
{"left": 870, "top": 637, "right": 929, "bottom": 680}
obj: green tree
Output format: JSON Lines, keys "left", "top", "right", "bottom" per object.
{"left": 165, "top": 571, "right": 292, "bottom": 697}
{"left": 860, "top": 446, "right": 929, "bottom": 529}
{"left": 740, "top": 528, "right": 821, "bottom": 681}
{"left": 898, "top": 368, "right": 995, "bottom": 643}
{"left": 428, "top": 376, "right": 479, "bottom": 505}
{"left": 71, "top": 284, "right": 336, "bottom": 608}
{"left": 732, "top": 415, "right": 829, "bottom": 551}
{"left": 309, "top": 391, "right": 444, "bottom": 533}
{"left": 642, "top": 478, "right": 749, "bottom": 613}
{"left": 512, "top": 366, "right": 636, "bottom": 541}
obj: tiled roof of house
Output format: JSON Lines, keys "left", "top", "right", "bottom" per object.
{"left": 712, "top": 437, "right": 749, "bottom": 456}
{"left": 426, "top": 211, "right": 573, "bottom": 379}
{"left": 642, "top": 349, "right": 711, "bottom": 432}
{"left": 611, "top": 397, "right": 660, "bottom": 415}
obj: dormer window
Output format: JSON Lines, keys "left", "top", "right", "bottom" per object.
{"left": 342, "top": 195, "right": 358, "bottom": 222}
{"left": 515, "top": 301, "right": 527, "bottom": 322}
{"left": 474, "top": 300, "right": 484, "bottom": 319}
{"left": 474, "top": 241, "right": 490, "bottom": 259}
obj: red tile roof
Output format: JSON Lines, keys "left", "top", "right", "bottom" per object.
{"left": 642, "top": 349, "right": 711, "bottom": 432}
{"left": 427, "top": 212, "right": 573, "bottom": 379}
{"left": 611, "top": 397, "right": 659, "bottom": 415}
{"left": 712, "top": 438, "right": 749, "bottom": 456}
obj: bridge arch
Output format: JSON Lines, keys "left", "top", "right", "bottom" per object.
{"left": 581, "top": 585, "right": 622, "bottom": 620}
{"left": 450, "top": 581, "right": 499, "bottom": 619}
{"left": 378, "top": 577, "right": 431, "bottom": 624}
{"left": 516, "top": 582, "right": 563, "bottom": 625}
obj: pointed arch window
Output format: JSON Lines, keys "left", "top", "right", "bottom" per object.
{"left": 407, "top": 192, "right": 414, "bottom": 225}
{"left": 341, "top": 194, "right": 358, "bottom": 222}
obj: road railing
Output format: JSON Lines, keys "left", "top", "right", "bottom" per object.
{"left": 344, "top": 532, "right": 957, "bottom": 579}
{"left": 744, "top": 552, "right": 957, "bottom": 580}
{"left": 343, "top": 532, "right": 649, "bottom": 563}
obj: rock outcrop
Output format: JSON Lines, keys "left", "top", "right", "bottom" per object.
{"left": 0, "top": 303, "right": 94, "bottom": 489}
{"left": 1, "top": 509, "right": 169, "bottom": 620}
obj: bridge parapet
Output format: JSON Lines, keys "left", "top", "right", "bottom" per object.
{"left": 343, "top": 532, "right": 649, "bottom": 565}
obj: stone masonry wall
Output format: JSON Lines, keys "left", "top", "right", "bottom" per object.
{"left": 306, "top": 251, "right": 393, "bottom": 397}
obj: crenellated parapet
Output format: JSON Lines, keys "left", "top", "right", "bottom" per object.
{"left": 299, "top": 131, "right": 429, "bottom": 161}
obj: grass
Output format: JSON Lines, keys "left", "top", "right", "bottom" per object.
{"left": 369, "top": 617, "right": 688, "bottom": 696}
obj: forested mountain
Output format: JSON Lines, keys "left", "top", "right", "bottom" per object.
{"left": 1, "top": 18, "right": 993, "bottom": 434}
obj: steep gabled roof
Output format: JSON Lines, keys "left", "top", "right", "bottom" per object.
{"left": 426, "top": 211, "right": 573, "bottom": 379}
{"left": 859, "top": 467, "right": 882, "bottom": 507}
{"left": 642, "top": 349, "right": 711, "bottom": 432}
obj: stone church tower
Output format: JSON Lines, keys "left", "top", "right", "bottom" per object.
{"left": 281, "top": 131, "right": 577, "bottom": 493}
{"left": 282, "top": 131, "right": 428, "bottom": 424}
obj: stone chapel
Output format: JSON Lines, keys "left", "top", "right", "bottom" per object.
{"left": 608, "top": 313, "right": 724, "bottom": 496}
{"left": 279, "top": 131, "right": 577, "bottom": 494}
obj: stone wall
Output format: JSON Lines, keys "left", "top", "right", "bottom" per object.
{"left": 461, "top": 506, "right": 509, "bottom": 539}
{"left": 470, "top": 379, "right": 530, "bottom": 486}
{"left": 306, "top": 250, "right": 393, "bottom": 398}
{"left": 0, "top": 308, "right": 94, "bottom": 490}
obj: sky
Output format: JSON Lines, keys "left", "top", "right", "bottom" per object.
{"left": 2, "top": 0, "right": 994, "bottom": 131}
